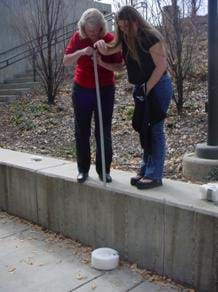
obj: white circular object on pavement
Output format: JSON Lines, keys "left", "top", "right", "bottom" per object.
{"left": 30, "top": 155, "right": 42, "bottom": 162}
{"left": 91, "top": 248, "right": 119, "bottom": 270}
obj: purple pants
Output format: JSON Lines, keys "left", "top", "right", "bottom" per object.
{"left": 72, "top": 82, "right": 115, "bottom": 174}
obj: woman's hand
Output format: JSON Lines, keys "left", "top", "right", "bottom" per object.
{"left": 63, "top": 46, "right": 94, "bottom": 66}
{"left": 94, "top": 40, "right": 108, "bottom": 55}
{"left": 144, "top": 83, "right": 151, "bottom": 96}
{"left": 82, "top": 46, "right": 94, "bottom": 56}
{"left": 96, "top": 53, "right": 103, "bottom": 66}
{"left": 94, "top": 52, "right": 124, "bottom": 72}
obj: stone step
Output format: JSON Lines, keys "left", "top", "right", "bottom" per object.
{"left": 4, "top": 77, "right": 39, "bottom": 83}
{"left": 14, "top": 72, "right": 35, "bottom": 78}
{"left": 0, "top": 95, "right": 17, "bottom": 103}
{"left": 0, "top": 88, "right": 30, "bottom": 95}
{"left": 0, "top": 82, "right": 40, "bottom": 89}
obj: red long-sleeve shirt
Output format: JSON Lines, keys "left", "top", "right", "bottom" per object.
{"left": 65, "top": 32, "right": 122, "bottom": 88}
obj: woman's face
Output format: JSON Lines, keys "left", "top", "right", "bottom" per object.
{"left": 118, "top": 20, "right": 138, "bottom": 35}
{"left": 84, "top": 23, "right": 101, "bottom": 42}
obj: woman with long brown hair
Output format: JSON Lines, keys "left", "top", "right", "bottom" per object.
{"left": 95, "top": 6, "right": 173, "bottom": 189}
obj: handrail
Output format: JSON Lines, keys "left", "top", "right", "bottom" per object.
{"left": 0, "top": 21, "right": 77, "bottom": 58}
{"left": 0, "top": 26, "right": 76, "bottom": 69}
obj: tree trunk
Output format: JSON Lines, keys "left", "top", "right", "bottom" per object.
{"left": 176, "top": 75, "right": 184, "bottom": 114}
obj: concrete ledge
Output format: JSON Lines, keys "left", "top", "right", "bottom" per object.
{"left": 0, "top": 148, "right": 218, "bottom": 291}
{"left": 196, "top": 143, "right": 218, "bottom": 159}
{"left": 183, "top": 152, "right": 218, "bottom": 181}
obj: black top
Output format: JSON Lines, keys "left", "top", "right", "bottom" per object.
{"left": 122, "top": 33, "right": 159, "bottom": 85}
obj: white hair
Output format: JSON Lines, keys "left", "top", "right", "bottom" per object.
{"left": 78, "top": 8, "right": 108, "bottom": 39}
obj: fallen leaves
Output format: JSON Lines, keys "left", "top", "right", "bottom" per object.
{"left": 91, "top": 283, "right": 97, "bottom": 290}
{"left": 81, "top": 258, "right": 90, "bottom": 264}
{"left": 75, "top": 272, "right": 87, "bottom": 280}
{"left": 21, "top": 257, "right": 34, "bottom": 266}
{"left": 8, "top": 266, "right": 16, "bottom": 273}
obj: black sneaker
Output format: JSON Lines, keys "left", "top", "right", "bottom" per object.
{"left": 77, "top": 172, "right": 88, "bottom": 183}
{"left": 130, "top": 174, "right": 143, "bottom": 186}
{"left": 99, "top": 173, "right": 112, "bottom": 183}
{"left": 136, "top": 178, "right": 162, "bottom": 189}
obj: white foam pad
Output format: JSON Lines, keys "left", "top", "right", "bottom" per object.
{"left": 91, "top": 248, "right": 119, "bottom": 270}
{"left": 200, "top": 183, "right": 218, "bottom": 202}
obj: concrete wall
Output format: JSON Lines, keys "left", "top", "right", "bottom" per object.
{"left": 0, "top": 164, "right": 7, "bottom": 211}
{"left": 0, "top": 0, "right": 30, "bottom": 82}
{"left": 0, "top": 148, "right": 218, "bottom": 291}
{"left": 0, "top": 0, "right": 22, "bottom": 54}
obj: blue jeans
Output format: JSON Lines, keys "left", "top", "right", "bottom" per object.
{"left": 72, "top": 83, "right": 115, "bottom": 174}
{"left": 138, "top": 74, "right": 173, "bottom": 180}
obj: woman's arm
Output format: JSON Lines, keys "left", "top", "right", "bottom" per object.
{"left": 146, "top": 42, "right": 168, "bottom": 94}
{"left": 97, "top": 54, "right": 124, "bottom": 71}
{"left": 94, "top": 40, "right": 122, "bottom": 55}
{"left": 63, "top": 46, "right": 93, "bottom": 66}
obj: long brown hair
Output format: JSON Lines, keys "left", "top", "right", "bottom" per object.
{"left": 112, "top": 6, "right": 164, "bottom": 64}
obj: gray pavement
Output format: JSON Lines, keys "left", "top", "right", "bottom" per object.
{"left": 0, "top": 211, "right": 182, "bottom": 292}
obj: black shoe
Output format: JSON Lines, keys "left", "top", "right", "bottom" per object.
{"left": 77, "top": 172, "right": 88, "bottom": 183}
{"left": 130, "top": 174, "right": 143, "bottom": 186}
{"left": 99, "top": 173, "right": 112, "bottom": 183}
{"left": 136, "top": 178, "right": 162, "bottom": 190}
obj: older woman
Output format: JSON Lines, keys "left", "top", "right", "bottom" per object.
{"left": 95, "top": 6, "right": 173, "bottom": 189}
{"left": 63, "top": 8, "right": 122, "bottom": 183}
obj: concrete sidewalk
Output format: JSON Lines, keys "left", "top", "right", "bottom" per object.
{"left": 0, "top": 211, "right": 184, "bottom": 292}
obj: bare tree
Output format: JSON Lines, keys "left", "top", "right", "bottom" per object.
{"left": 16, "top": 0, "right": 68, "bottom": 104}
{"left": 112, "top": 0, "right": 140, "bottom": 10}
{"left": 187, "top": 0, "right": 203, "bottom": 17}
{"left": 155, "top": 0, "right": 204, "bottom": 113}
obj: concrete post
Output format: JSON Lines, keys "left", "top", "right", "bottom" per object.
{"left": 195, "top": 0, "right": 218, "bottom": 160}
{"left": 207, "top": 0, "right": 218, "bottom": 146}
{"left": 183, "top": 0, "right": 218, "bottom": 181}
